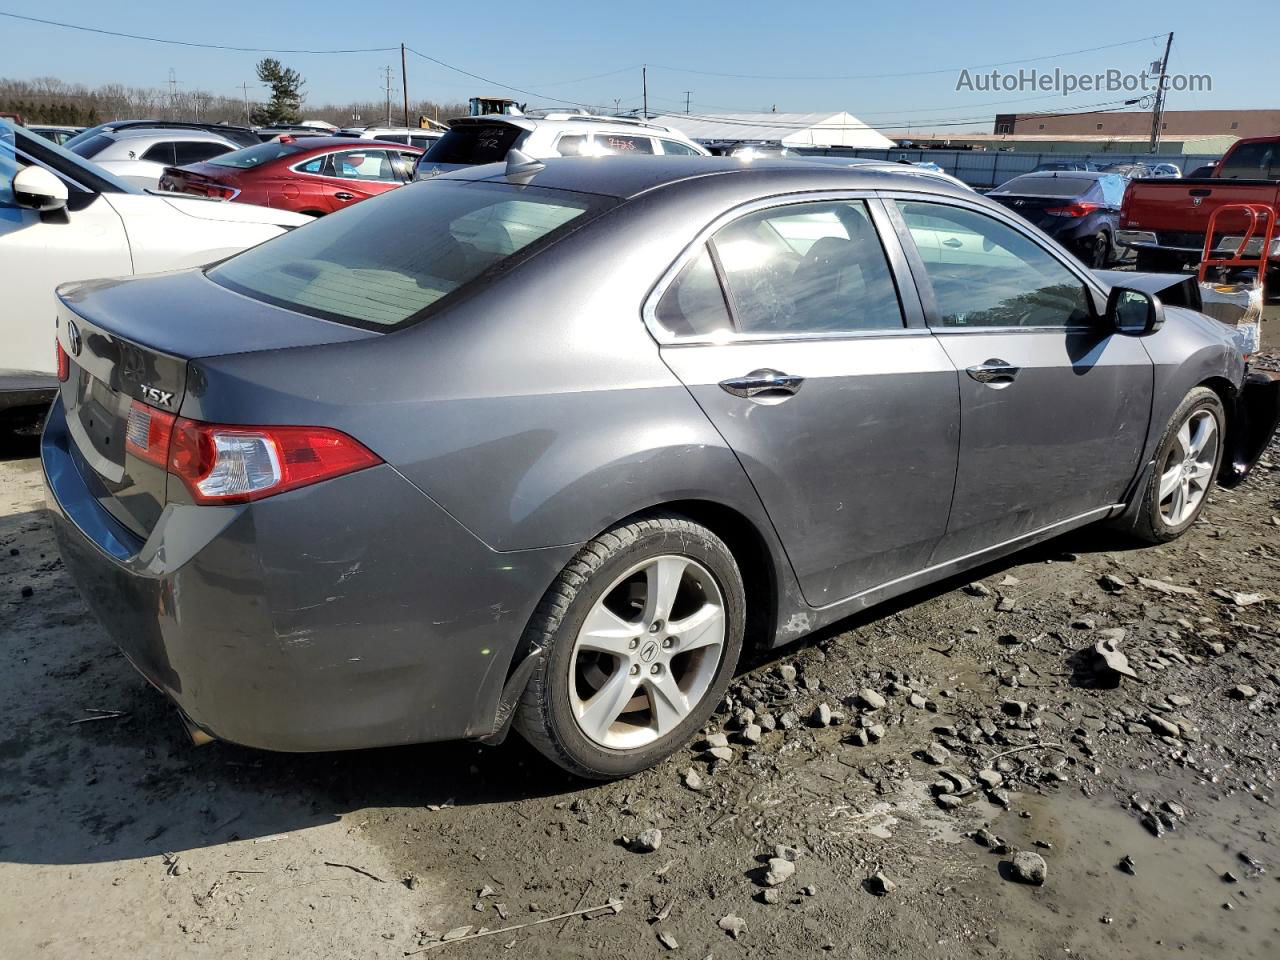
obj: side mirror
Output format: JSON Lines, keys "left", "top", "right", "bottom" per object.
{"left": 13, "top": 165, "right": 69, "bottom": 213}
{"left": 1106, "top": 285, "right": 1165, "bottom": 335}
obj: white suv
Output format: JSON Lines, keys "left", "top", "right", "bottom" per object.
{"left": 415, "top": 113, "right": 709, "bottom": 177}
{"left": 68, "top": 128, "right": 239, "bottom": 188}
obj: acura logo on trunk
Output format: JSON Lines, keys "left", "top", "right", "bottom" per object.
{"left": 66, "top": 319, "right": 82, "bottom": 357}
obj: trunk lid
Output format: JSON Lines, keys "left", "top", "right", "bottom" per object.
{"left": 990, "top": 195, "right": 1074, "bottom": 230}
{"left": 159, "top": 162, "right": 238, "bottom": 198}
{"left": 55, "top": 270, "right": 378, "bottom": 539}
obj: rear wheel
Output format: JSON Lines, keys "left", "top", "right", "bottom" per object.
{"left": 1084, "top": 231, "right": 1112, "bottom": 268}
{"left": 514, "top": 515, "right": 745, "bottom": 779}
{"left": 1130, "top": 387, "right": 1225, "bottom": 543}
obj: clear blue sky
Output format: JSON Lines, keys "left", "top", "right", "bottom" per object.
{"left": 0, "top": 1, "right": 1261, "bottom": 132}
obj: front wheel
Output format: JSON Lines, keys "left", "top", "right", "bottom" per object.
{"left": 1130, "top": 387, "right": 1225, "bottom": 543}
{"left": 514, "top": 515, "right": 745, "bottom": 779}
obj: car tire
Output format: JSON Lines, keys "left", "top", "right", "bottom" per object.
{"left": 514, "top": 514, "right": 745, "bottom": 780}
{"left": 1087, "top": 231, "right": 1112, "bottom": 269}
{"left": 1130, "top": 387, "right": 1225, "bottom": 544}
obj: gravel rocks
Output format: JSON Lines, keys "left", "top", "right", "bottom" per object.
{"left": 1228, "top": 684, "right": 1258, "bottom": 700}
{"left": 810, "top": 703, "right": 833, "bottom": 727}
{"left": 718, "top": 915, "right": 747, "bottom": 939}
{"left": 631, "top": 828, "right": 662, "bottom": 853}
{"left": 763, "top": 857, "right": 795, "bottom": 886}
{"left": 865, "top": 872, "right": 896, "bottom": 896}
{"left": 857, "top": 688, "right": 887, "bottom": 711}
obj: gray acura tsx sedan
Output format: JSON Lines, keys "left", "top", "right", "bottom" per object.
{"left": 42, "top": 155, "right": 1279, "bottom": 779}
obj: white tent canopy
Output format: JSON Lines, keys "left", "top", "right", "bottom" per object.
{"left": 653, "top": 112, "right": 894, "bottom": 149}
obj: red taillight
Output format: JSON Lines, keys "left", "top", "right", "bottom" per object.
{"left": 56, "top": 339, "right": 69, "bottom": 382}
{"left": 1045, "top": 202, "right": 1099, "bottom": 218}
{"left": 167, "top": 419, "right": 381, "bottom": 504}
{"left": 207, "top": 185, "right": 236, "bottom": 200}
{"left": 125, "top": 401, "right": 177, "bottom": 467}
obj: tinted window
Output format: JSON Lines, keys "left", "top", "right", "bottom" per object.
{"left": 654, "top": 246, "right": 732, "bottom": 338}
{"left": 174, "top": 141, "right": 233, "bottom": 165}
{"left": 67, "top": 133, "right": 116, "bottom": 159}
{"left": 594, "top": 134, "right": 654, "bottom": 155}
{"left": 712, "top": 200, "right": 903, "bottom": 335}
{"left": 992, "top": 175, "right": 1094, "bottom": 197}
{"left": 423, "top": 124, "right": 523, "bottom": 165}
{"left": 296, "top": 155, "right": 328, "bottom": 174}
{"left": 898, "top": 201, "right": 1091, "bottom": 328}
{"left": 1217, "top": 142, "right": 1278, "bottom": 180}
{"left": 555, "top": 134, "right": 587, "bottom": 157}
{"left": 210, "top": 141, "right": 310, "bottom": 169}
{"left": 409, "top": 136, "right": 433, "bottom": 149}
{"left": 659, "top": 139, "right": 701, "bottom": 156}
{"left": 330, "top": 150, "right": 398, "bottom": 181}
{"left": 141, "top": 142, "right": 179, "bottom": 165}
{"left": 209, "top": 181, "right": 605, "bottom": 330}
{"left": 378, "top": 135, "right": 409, "bottom": 144}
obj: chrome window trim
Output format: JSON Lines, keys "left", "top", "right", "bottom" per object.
{"left": 641, "top": 190, "right": 914, "bottom": 346}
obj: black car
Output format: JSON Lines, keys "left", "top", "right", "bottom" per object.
{"left": 1031, "top": 160, "right": 1099, "bottom": 173}
{"left": 988, "top": 171, "right": 1128, "bottom": 267}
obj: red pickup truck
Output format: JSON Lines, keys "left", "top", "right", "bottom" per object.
{"left": 1117, "top": 136, "right": 1280, "bottom": 277}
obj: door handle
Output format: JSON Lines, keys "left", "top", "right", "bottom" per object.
{"left": 942, "top": 237, "right": 962, "bottom": 248}
{"left": 966, "top": 358, "right": 1019, "bottom": 386}
{"left": 334, "top": 192, "right": 355, "bottom": 201}
{"left": 719, "top": 369, "right": 805, "bottom": 399}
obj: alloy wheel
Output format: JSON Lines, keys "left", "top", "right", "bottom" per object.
{"left": 1157, "top": 409, "right": 1218, "bottom": 527}
{"left": 568, "top": 555, "right": 726, "bottom": 750}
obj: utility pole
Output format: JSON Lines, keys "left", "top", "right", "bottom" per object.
{"left": 642, "top": 65, "right": 648, "bottom": 120}
{"left": 382, "top": 65, "right": 394, "bottom": 126}
{"left": 167, "top": 68, "right": 178, "bottom": 120}
{"left": 401, "top": 44, "right": 410, "bottom": 128}
{"left": 683, "top": 90, "right": 691, "bottom": 114}
{"left": 1148, "top": 31, "right": 1174, "bottom": 154}
{"left": 240, "top": 81, "right": 251, "bottom": 126}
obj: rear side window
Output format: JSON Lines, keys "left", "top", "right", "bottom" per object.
{"left": 141, "top": 142, "right": 179, "bottom": 165}
{"left": 209, "top": 141, "right": 310, "bottom": 169}
{"left": 209, "top": 180, "right": 609, "bottom": 330}
{"left": 377, "top": 135, "right": 409, "bottom": 144}
{"left": 555, "top": 134, "right": 587, "bottom": 157}
{"left": 711, "top": 200, "right": 904, "bottom": 335}
{"left": 423, "top": 124, "right": 523, "bottom": 165}
{"left": 175, "top": 141, "right": 233, "bottom": 165}
{"left": 654, "top": 246, "right": 732, "bottom": 338}
{"left": 595, "top": 134, "right": 654, "bottom": 155}
{"left": 330, "top": 150, "right": 398, "bottom": 181}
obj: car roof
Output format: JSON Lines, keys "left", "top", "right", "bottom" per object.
{"left": 1012, "top": 170, "right": 1108, "bottom": 181}
{"left": 108, "top": 127, "right": 238, "bottom": 144}
{"left": 435, "top": 154, "right": 976, "bottom": 201}
{"left": 449, "top": 113, "right": 699, "bottom": 142}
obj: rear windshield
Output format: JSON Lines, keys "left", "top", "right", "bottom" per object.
{"left": 1217, "top": 142, "right": 1278, "bottom": 180}
{"left": 209, "top": 141, "right": 311, "bottom": 169}
{"left": 69, "top": 134, "right": 116, "bottom": 159}
{"left": 992, "top": 175, "right": 1094, "bottom": 197}
{"left": 422, "top": 124, "right": 523, "bottom": 165}
{"left": 208, "top": 180, "right": 608, "bottom": 330}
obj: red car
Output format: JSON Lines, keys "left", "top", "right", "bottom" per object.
{"left": 158, "top": 137, "right": 423, "bottom": 216}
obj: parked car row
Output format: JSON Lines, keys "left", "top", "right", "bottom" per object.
{"left": 1031, "top": 160, "right": 1182, "bottom": 179}
{"left": 988, "top": 171, "right": 1129, "bottom": 268}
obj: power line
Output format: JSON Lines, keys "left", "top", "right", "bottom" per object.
{"left": 404, "top": 46, "right": 591, "bottom": 107}
{"left": 647, "top": 34, "right": 1168, "bottom": 81}
{"left": 0, "top": 11, "right": 397, "bottom": 53}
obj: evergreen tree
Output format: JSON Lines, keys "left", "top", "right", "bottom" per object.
{"left": 250, "top": 58, "right": 304, "bottom": 126}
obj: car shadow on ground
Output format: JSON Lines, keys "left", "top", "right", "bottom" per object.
{"left": 0, "top": 496, "right": 1140, "bottom": 868}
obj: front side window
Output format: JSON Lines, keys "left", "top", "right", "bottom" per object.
{"left": 594, "top": 134, "right": 655, "bottom": 155}
{"left": 330, "top": 150, "right": 398, "bottom": 181}
{"left": 711, "top": 200, "right": 904, "bottom": 335}
{"left": 209, "top": 180, "right": 607, "bottom": 330}
{"left": 898, "top": 200, "right": 1091, "bottom": 328}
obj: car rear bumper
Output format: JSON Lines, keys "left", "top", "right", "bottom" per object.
{"left": 41, "top": 398, "right": 574, "bottom": 752}
{"left": 1116, "top": 230, "right": 1280, "bottom": 263}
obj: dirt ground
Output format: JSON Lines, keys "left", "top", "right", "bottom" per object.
{"left": 2, "top": 329, "right": 1278, "bottom": 960}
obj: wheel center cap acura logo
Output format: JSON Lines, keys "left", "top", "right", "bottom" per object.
{"left": 639, "top": 641, "right": 660, "bottom": 663}
{"left": 66, "top": 319, "right": 82, "bottom": 357}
